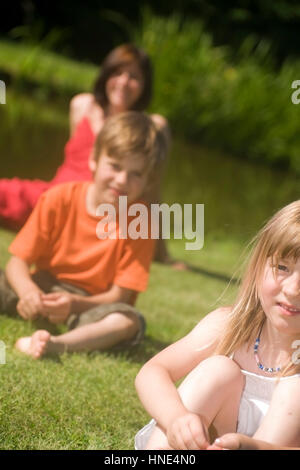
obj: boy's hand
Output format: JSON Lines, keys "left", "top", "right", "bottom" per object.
{"left": 17, "top": 290, "right": 44, "bottom": 320}
{"left": 166, "top": 411, "right": 210, "bottom": 450}
{"left": 41, "top": 292, "right": 73, "bottom": 324}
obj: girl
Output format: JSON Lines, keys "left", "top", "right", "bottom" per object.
{"left": 208, "top": 433, "right": 300, "bottom": 450}
{"left": 0, "top": 44, "right": 182, "bottom": 267}
{"left": 135, "top": 200, "right": 300, "bottom": 450}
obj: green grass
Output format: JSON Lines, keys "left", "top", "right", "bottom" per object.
{"left": 2, "top": 27, "right": 299, "bottom": 449}
{"left": 0, "top": 229, "right": 240, "bottom": 449}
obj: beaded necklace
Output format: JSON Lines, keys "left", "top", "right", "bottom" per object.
{"left": 254, "top": 326, "right": 281, "bottom": 374}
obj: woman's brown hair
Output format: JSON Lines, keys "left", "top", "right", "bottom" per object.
{"left": 93, "top": 44, "right": 153, "bottom": 112}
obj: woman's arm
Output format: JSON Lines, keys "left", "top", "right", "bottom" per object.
{"left": 69, "top": 93, "right": 94, "bottom": 136}
{"left": 150, "top": 114, "right": 171, "bottom": 153}
{"left": 135, "top": 307, "right": 229, "bottom": 432}
{"left": 147, "top": 114, "right": 188, "bottom": 268}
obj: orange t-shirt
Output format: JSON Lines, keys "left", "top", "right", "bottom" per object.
{"left": 9, "top": 182, "right": 155, "bottom": 295}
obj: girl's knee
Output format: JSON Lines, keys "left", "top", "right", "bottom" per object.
{"left": 181, "top": 355, "right": 243, "bottom": 390}
{"left": 177, "top": 355, "right": 244, "bottom": 429}
{"left": 200, "top": 355, "right": 241, "bottom": 376}
{"left": 211, "top": 355, "right": 242, "bottom": 379}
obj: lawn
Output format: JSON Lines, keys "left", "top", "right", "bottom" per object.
{"left": 0, "top": 230, "right": 240, "bottom": 450}
{"left": 1, "top": 34, "right": 299, "bottom": 451}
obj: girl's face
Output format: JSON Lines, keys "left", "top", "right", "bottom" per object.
{"left": 259, "top": 257, "right": 300, "bottom": 334}
{"left": 105, "top": 62, "right": 144, "bottom": 112}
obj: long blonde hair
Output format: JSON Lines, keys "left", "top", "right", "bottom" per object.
{"left": 215, "top": 200, "right": 300, "bottom": 376}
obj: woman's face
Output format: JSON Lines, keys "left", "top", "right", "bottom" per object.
{"left": 105, "top": 62, "right": 144, "bottom": 112}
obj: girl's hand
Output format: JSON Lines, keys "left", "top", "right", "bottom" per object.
{"left": 17, "top": 290, "right": 44, "bottom": 320}
{"left": 41, "top": 292, "right": 73, "bottom": 324}
{"left": 166, "top": 412, "right": 210, "bottom": 450}
{"left": 207, "top": 433, "right": 283, "bottom": 450}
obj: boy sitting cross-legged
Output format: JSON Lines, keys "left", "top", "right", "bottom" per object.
{"left": 0, "top": 111, "right": 165, "bottom": 358}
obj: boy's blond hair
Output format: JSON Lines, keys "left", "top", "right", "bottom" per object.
{"left": 93, "top": 111, "right": 167, "bottom": 176}
{"left": 215, "top": 200, "right": 300, "bottom": 377}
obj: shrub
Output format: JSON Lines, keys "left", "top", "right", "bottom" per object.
{"left": 136, "top": 11, "right": 300, "bottom": 173}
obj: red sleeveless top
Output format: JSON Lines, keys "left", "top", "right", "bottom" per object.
{"left": 0, "top": 117, "right": 96, "bottom": 230}
{"left": 50, "top": 117, "right": 95, "bottom": 186}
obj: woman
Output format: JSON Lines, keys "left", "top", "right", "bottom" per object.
{"left": 0, "top": 44, "right": 182, "bottom": 267}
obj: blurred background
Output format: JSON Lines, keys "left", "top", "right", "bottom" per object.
{"left": 2, "top": 3, "right": 300, "bottom": 451}
{"left": 2, "top": 1, "right": 300, "bottom": 63}
{"left": 0, "top": 0, "right": 300, "bottom": 243}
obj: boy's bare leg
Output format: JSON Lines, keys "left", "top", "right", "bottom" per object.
{"left": 15, "top": 311, "right": 139, "bottom": 358}
{"left": 145, "top": 355, "right": 245, "bottom": 450}
{"left": 15, "top": 331, "right": 51, "bottom": 359}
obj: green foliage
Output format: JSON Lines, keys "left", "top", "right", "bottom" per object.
{"left": 1, "top": 11, "right": 300, "bottom": 172}
{"left": 0, "top": 40, "right": 97, "bottom": 98}
{"left": 135, "top": 11, "right": 300, "bottom": 173}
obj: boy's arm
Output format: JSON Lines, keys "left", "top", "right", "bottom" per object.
{"left": 6, "top": 256, "right": 39, "bottom": 298}
{"left": 41, "top": 284, "right": 137, "bottom": 324}
{"left": 5, "top": 256, "right": 44, "bottom": 319}
{"left": 42, "top": 229, "right": 155, "bottom": 322}
{"left": 70, "top": 284, "right": 135, "bottom": 314}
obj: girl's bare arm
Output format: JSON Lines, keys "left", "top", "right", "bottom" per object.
{"left": 211, "top": 433, "right": 300, "bottom": 450}
{"left": 135, "top": 307, "right": 229, "bottom": 432}
{"left": 254, "top": 375, "right": 300, "bottom": 447}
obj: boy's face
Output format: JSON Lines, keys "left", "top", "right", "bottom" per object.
{"left": 89, "top": 151, "right": 150, "bottom": 208}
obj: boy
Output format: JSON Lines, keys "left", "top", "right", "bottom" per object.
{"left": 0, "top": 111, "right": 165, "bottom": 358}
